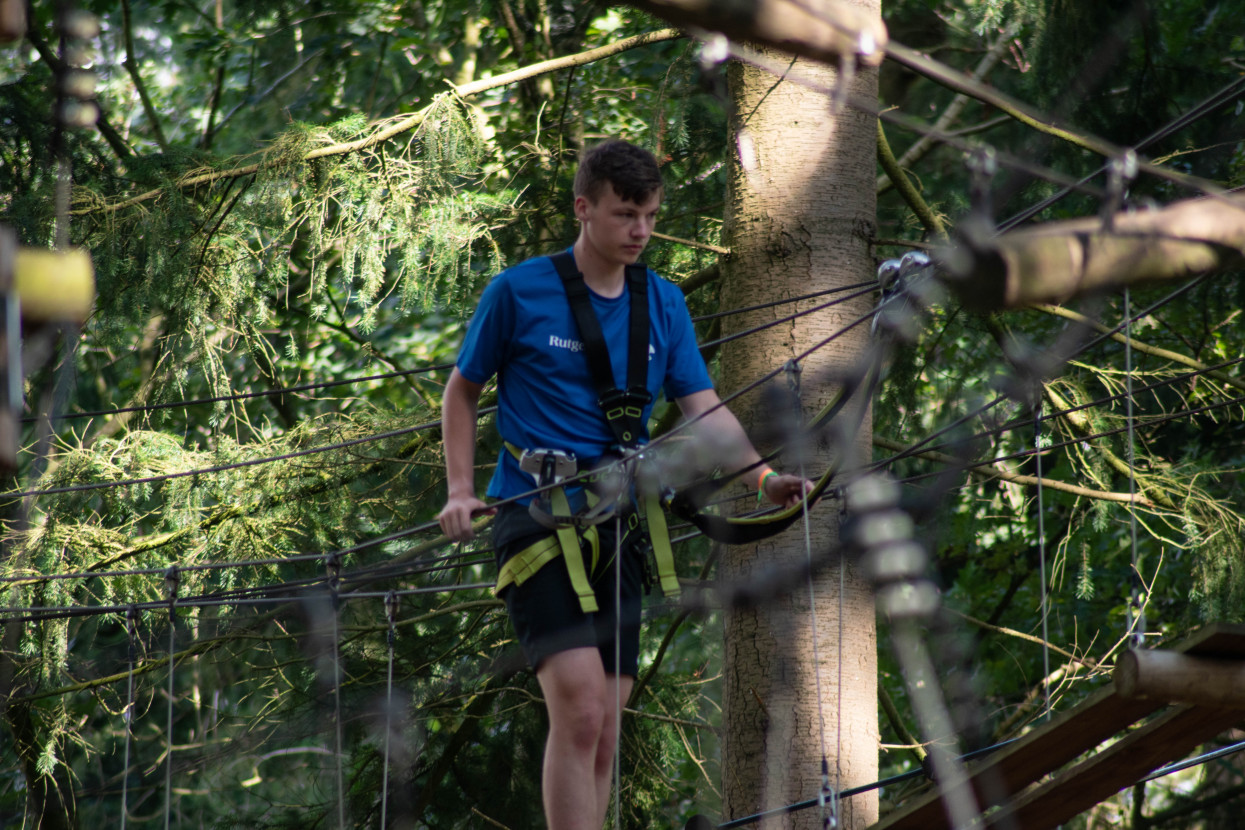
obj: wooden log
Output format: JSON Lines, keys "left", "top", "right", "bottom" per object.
{"left": 0, "top": 0, "right": 24, "bottom": 43}
{"left": 938, "top": 193, "right": 1245, "bottom": 310}
{"left": 627, "top": 0, "right": 888, "bottom": 67}
{"left": 1114, "top": 649, "right": 1245, "bottom": 708}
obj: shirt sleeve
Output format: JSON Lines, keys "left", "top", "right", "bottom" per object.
{"left": 660, "top": 283, "right": 714, "bottom": 399}
{"left": 456, "top": 274, "right": 513, "bottom": 385}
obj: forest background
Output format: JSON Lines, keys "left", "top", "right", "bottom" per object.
{"left": 2, "top": 0, "right": 1245, "bottom": 828}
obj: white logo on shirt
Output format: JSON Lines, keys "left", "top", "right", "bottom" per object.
{"left": 547, "top": 335, "right": 656, "bottom": 360}
{"left": 549, "top": 335, "right": 584, "bottom": 353}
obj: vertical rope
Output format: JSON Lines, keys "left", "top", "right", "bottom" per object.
{"left": 613, "top": 509, "right": 623, "bottom": 830}
{"left": 1034, "top": 394, "right": 1052, "bottom": 721}
{"left": 785, "top": 359, "right": 836, "bottom": 828}
{"left": 51, "top": 0, "right": 71, "bottom": 252}
{"left": 1124, "top": 288, "right": 1144, "bottom": 648}
{"left": 121, "top": 605, "right": 138, "bottom": 830}
{"left": 163, "top": 566, "right": 179, "bottom": 830}
{"left": 326, "top": 553, "right": 347, "bottom": 829}
{"left": 832, "top": 521, "right": 843, "bottom": 829}
{"left": 381, "top": 591, "right": 398, "bottom": 830}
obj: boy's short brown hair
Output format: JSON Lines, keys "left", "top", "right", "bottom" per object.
{"left": 573, "top": 139, "right": 663, "bottom": 204}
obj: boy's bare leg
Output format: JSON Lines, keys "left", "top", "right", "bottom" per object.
{"left": 537, "top": 648, "right": 633, "bottom": 830}
{"left": 594, "top": 671, "right": 635, "bottom": 824}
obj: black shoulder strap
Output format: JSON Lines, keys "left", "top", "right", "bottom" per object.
{"left": 550, "top": 252, "right": 652, "bottom": 448}
{"left": 625, "top": 262, "right": 649, "bottom": 393}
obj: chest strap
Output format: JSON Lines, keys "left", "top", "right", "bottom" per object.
{"left": 549, "top": 252, "right": 652, "bottom": 449}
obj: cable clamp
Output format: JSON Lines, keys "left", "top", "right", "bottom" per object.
{"left": 125, "top": 604, "right": 139, "bottom": 665}
{"left": 325, "top": 552, "right": 342, "bottom": 610}
{"left": 783, "top": 358, "right": 802, "bottom": 394}
{"left": 385, "top": 590, "right": 399, "bottom": 647}
{"left": 163, "top": 565, "right": 180, "bottom": 620}
{"left": 818, "top": 759, "right": 838, "bottom": 829}
{"left": 1102, "top": 149, "right": 1139, "bottom": 231}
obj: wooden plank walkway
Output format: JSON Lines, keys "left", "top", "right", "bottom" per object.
{"left": 870, "top": 624, "right": 1245, "bottom": 830}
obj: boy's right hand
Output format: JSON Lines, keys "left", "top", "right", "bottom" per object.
{"left": 438, "top": 494, "right": 494, "bottom": 542}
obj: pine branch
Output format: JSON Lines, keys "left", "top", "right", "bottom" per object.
{"left": 1041, "top": 385, "right": 1179, "bottom": 512}
{"left": 945, "top": 607, "right": 1096, "bottom": 668}
{"left": 409, "top": 681, "right": 509, "bottom": 818}
{"left": 872, "top": 434, "right": 1151, "bottom": 506}
{"left": 676, "top": 263, "right": 720, "bottom": 295}
{"left": 1036, "top": 304, "right": 1245, "bottom": 395}
{"left": 885, "top": 40, "right": 1116, "bottom": 159}
{"left": 879, "top": 682, "right": 927, "bottom": 764}
{"left": 877, "top": 120, "right": 947, "bottom": 240}
{"left": 5, "top": 428, "right": 436, "bottom": 588}
{"left": 943, "top": 193, "right": 1245, "bottom": 309}
{"left": 22, "top": 23, "right": 131, "bottom": 161}
{"left": 887, "top": 40, "right": 1227, "bottom": 200}
{"left": 79, "top": 29, "right": 685, "bottom": 216}
{"left": 1144, "top": 780, "right": 1245, "bottom": 827}
{"left": 651, "top": 231, "right": 730, "bottom": 255}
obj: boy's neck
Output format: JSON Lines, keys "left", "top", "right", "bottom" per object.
{"left": 571, "top": 237, "right": 626, "bottom": 298}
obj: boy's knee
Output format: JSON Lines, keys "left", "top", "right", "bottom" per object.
{"left": 556, "top": 692, "right": 608, "bottom": 750}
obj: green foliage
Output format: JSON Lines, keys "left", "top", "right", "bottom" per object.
{"left": 2, "top": 0, "right": 1245, "bottom": 826}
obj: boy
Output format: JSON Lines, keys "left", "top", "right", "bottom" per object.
{"left": 438, "top": 139, "right": 807, "bottom": 829}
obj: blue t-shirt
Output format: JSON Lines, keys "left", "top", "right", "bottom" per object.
{"left": 457, "top": 253, "right": 713, "bottom": 503}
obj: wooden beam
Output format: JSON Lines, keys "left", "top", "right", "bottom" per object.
{"left": 870, "top": 624, "right": 1245, "bottom": 830}
{"left": 986, "top": 704, "right": 1245, "bottom": 830}
{"left": 871, "top": 686, "right": 1162, "bottom": 830}
{"left": 938, "top": 194, "right": 1245, "bottom": 310}
{"left": 0, "top": 0, "right": 24, "bottom": 43}
{"left": 1115, "top": 649, "right": 1245, "bottom": 708}
{"left": 626, "top": 0, "right": 887, "bottom": 66}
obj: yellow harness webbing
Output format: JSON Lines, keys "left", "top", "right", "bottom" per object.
{"left": 496, "top": 523, "right": 601, "bottom": 611}
{"left": 640, "top": 493, "right": 680, "bottom": 598}
{"left": 496, "top": 443, "right": 680, "bottom": 613}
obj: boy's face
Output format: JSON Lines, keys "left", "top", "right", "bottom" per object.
{"left": 574, "top": 184, "right": 662, "bottom": 268}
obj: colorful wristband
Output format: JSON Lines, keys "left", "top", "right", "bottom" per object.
{"left": 757, "top": 468, "right": 779, "bottom": 504}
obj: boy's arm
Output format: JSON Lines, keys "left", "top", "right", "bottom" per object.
{"left": 675, "top": 388, "right": 812, "bottom": 507}
{"left": 438, "top": 368, "right": 494, "bottom": 541}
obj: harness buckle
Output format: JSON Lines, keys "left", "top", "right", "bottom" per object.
{"left": 518, "top": 448, "right": 578, "bottom": 484}
{"left": 598, "top": 387, "right": 653, "bottom": 420}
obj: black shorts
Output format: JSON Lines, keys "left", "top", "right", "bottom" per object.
{"left": 493, "top": 503, "right": 644, "bottom": 676}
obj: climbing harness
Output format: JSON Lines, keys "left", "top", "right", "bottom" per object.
{"left": 494, "top": 252, "right": 679, "bottom": 613}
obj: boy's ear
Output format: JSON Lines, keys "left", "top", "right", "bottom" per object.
{"left": 573, "top": 194, "right": 591, "bottom": 222}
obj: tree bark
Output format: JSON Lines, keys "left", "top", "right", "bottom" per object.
{"left": 719, "top": 3, "right": 880, "bottom": 824}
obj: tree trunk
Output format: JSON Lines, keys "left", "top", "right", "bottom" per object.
{"left": 719, "top": 5, "right": 880, "bottom": 826}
